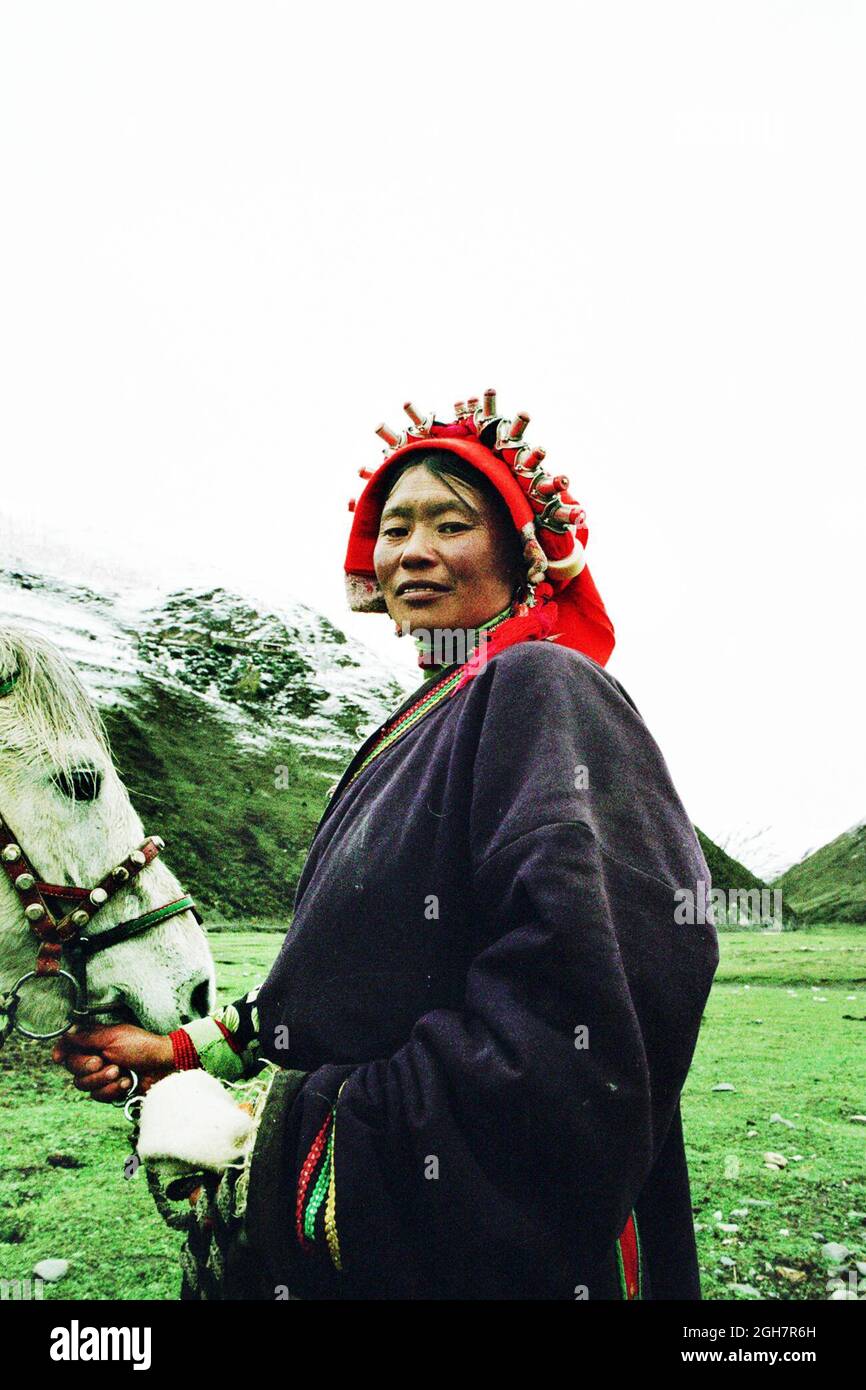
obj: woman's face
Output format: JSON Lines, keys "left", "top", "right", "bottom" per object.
{"left": 373, "top": 464, "right": 520, "bottom": 633}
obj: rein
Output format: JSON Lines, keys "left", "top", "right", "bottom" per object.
{"left": 0, "top": 809, "right": 200, "bottom": 1055}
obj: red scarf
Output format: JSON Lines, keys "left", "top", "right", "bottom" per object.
{"left": 454, "top": 583, "right": 559, "bottom": 691}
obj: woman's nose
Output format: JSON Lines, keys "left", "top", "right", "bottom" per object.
{"left": 398, "top": 526, "right": 438, "bottom": 563}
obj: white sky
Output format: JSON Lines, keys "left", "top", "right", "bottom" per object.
{"left": 1, "top": 1, "right": 863, "bottom": 878}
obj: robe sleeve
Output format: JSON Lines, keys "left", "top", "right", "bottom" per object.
{"left": 178, "top": 982, "right": 267, "bottom": 1081}
{"left": 243, "top": 642, "right": 716, "bottom": 1300}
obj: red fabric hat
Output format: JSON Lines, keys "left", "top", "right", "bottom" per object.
{"left": 344, "top": 395, "right": 615, "bottom": 674}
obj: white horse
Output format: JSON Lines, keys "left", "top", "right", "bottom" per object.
{"left": 0, "top": 626, "right": 215, "bottom": 1040}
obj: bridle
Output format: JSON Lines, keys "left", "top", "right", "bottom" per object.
{"left": 0, "top": 809, "right": 200, "bottom": 1069}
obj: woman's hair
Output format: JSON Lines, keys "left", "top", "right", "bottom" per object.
{"left": 381, "top": 449, "right": 527, "bottom": 596}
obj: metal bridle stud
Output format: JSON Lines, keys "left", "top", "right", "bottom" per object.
{"left": 2, "top": 844, "right": 21, "bottom": 863}
{"left": 15, "top": 872, "right": 35, "bottom": 892}
{"left": 90, "top": 888, "right": 108, "bottom": 906}
{"left": 71, "top": 909, "right": 90, "bottom": 928}
{"left": 24, "top": 903, "right": 46, "bottom": 923}
{"left": 112, "top": 865, "right": 129, "bottom": 882}
{"left": 130, "top": 850, "right": 146, "bottom": 867}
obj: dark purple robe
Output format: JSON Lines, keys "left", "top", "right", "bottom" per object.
{"left": 245, "top": 639, "right": 718, "bottom": 1300}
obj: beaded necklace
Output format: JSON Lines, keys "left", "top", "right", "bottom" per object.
{"left": 342, "top": 603, "right": 514, "bottom": 794}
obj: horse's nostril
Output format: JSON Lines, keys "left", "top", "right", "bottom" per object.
{"left": 190, "top": 978, "right": 212, "bottom": 1020}
{"left": 55, "top": 768, "right": 103, "bottom": 802}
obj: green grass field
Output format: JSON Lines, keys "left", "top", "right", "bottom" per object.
{"left": 1, "top": 926, "right": 864, "bottom": 1300}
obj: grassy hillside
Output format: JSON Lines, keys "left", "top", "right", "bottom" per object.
{"left": 696, "top": 828, "right": 767, "bottom": 897}
{"left": 774, "top": 822, "right": 866, "bottom": 925}
{"left": 103, "top": 681, "right": 336, "bottom": 921}
{"left": 694, "top": 828, "right": 798, "bottom": 927}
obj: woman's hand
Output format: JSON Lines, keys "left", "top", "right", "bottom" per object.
{"left": 51, "top": 1024, "right": 176, "bottom": 1102}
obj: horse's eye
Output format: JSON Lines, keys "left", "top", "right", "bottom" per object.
{"left": 55, "top": 768, "right": 102, "bottom": 802}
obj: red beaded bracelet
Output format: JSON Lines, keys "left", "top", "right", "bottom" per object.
{"left": 168, "top": 1027, "right": 201, "bottom": 1071}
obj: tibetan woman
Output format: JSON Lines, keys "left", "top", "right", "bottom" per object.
{"left": 55, "top": 392, "right": 719, "bottom": 1300}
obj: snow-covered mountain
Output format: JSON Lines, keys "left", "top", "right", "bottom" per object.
{"left": 0, "top": 542, "right": 412, "bottom": 919}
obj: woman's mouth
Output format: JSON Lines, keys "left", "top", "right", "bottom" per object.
{"left": 396, "top": 584, "right": 451, "bottom": 603}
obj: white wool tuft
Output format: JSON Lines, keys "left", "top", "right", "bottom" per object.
{"left": 136, "top": 1070, "right": 256, "bottom": 1171}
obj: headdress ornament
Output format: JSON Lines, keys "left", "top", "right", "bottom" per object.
{"left": 344, "top": 392, "right": 615, "bottom": 675}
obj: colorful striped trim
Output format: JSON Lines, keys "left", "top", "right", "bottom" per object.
{"left": 616, "top": 1211, "right": 642, "bottom": 1299}
{"left": 324, "top": 1133, "right": 341, "bottom": 1271}
{"left": 324, "top": 1080, "right": 348, "bottom": 1272}
{"left": 295, "top": 1112, "right": 333, "bottom": 1250}
{"left": 346, "top": 669, "right": 463, "bottom": 789}
{"left": 296, "top": 1083, "right": 348, "bottom": 1270}
{"left": 303, "top": 1124, "right": 334, "bottom": 1240}
{"left": 344, "top": 606, "right": 514, "bottom": 792}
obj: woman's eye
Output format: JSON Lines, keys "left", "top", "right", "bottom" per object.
{"left": 381, "top": 521, "right": 469, "bottom": 538}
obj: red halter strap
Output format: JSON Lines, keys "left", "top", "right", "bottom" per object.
{"left": 0, "top": 811, "right": 167, "bottom": 977}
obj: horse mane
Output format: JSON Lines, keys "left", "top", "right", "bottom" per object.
{"left": 0, "top": 627, "right": 111, "bottom": 776}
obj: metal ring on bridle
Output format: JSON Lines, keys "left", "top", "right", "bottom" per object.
{"left": 7, "top": 969, "right": 86, "bottom": 1040}
{"left": 112, "top": 1067, "right": 141, "bottom": 1109}
{"left": 123, "top": 1085, "right": 144, "bottom": 1124}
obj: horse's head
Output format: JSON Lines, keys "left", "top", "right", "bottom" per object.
{"left": 0, "top": 626, "right": 215, "bottom": 1037}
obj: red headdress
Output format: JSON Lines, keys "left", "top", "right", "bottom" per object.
{"left": 343, "top": 391, "right": 615, "bottom": 685}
